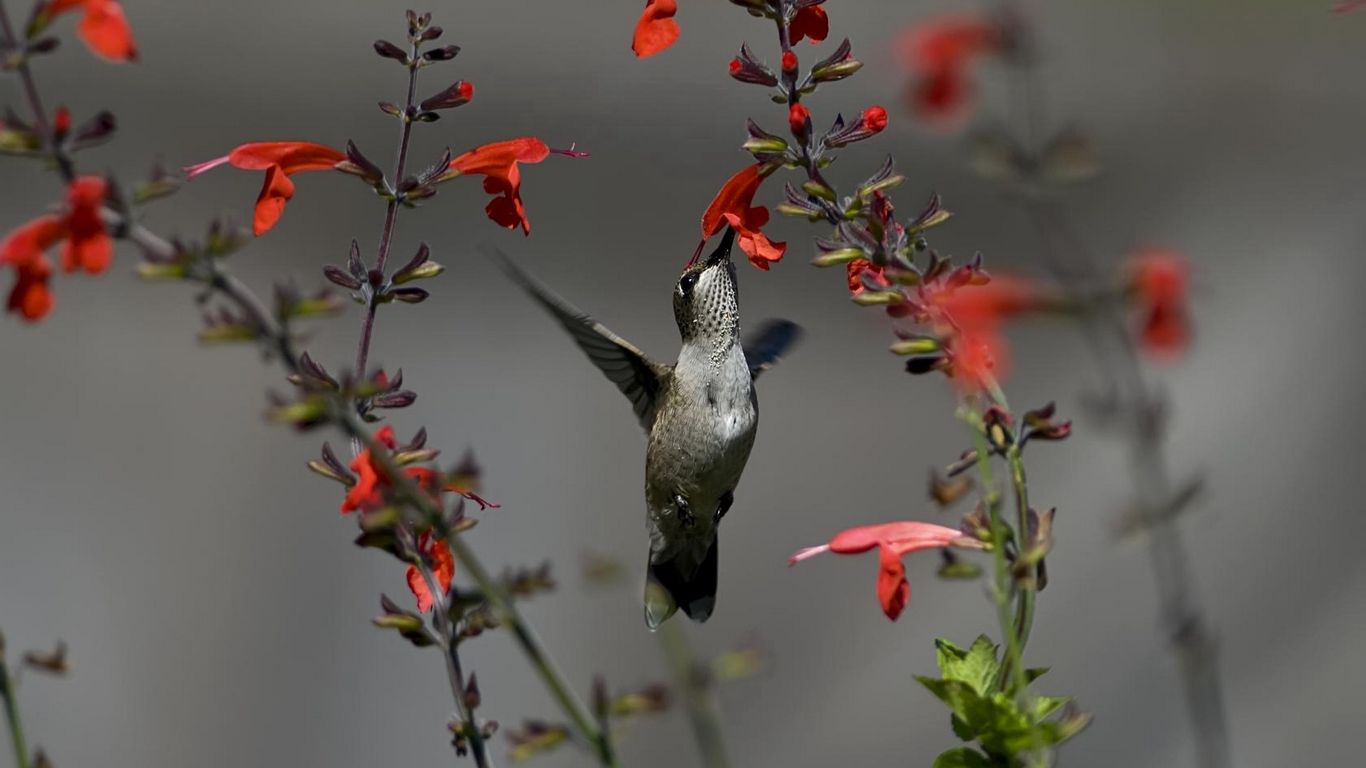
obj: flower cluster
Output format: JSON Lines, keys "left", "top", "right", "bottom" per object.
{"left": 0, "top": 176, "right": 110, "bottom": 320}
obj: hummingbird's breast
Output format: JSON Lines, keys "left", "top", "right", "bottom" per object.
{"left": 644, "top": 342, "right": 757, "bottom": 562}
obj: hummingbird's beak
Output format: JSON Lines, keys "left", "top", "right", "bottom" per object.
{"left": 684, "top": 227, "right": 737, "bottom": 271}
{"left": 704, "top": 226, "right": 737, "bottom": 268}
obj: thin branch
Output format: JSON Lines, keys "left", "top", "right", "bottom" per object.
{"left": 0, "top": 639, "right": 29, "bottom": 768}
{"left": 656, "top": 622, "right": 731, "bottom": 768}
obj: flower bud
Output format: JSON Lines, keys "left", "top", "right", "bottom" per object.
{"left": 373, "top": 39, "right": 409, "bottom": 63}
{"left": 421, "top": 80, "right": 473, "bottom": 111}
{"left": 781, "top": 50, "right": 798, "bottom": 74}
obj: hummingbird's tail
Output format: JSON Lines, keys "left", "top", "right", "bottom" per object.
{"left": 643, "top": 537, "right": 719, "bottom": 629}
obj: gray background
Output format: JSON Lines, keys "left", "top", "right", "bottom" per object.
{"left": 2, "top": 0, "right": 1364, "bottom": 766}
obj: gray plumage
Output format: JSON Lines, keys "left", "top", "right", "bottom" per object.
{"left": 489, "top": 229, "right": 800, "bottom": 628}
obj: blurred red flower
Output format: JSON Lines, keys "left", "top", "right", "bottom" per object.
{"left": 933, "top": 276, "right": 1038, "bottom": 390}
{"left": 900, "top": 14, "right": 1003, "bottom": 128}
{"left": 789, "top": 521, "right": 983, "bottom": 620}
{"left": 43, "top": 0, "right": 137, "bottom": 62}
{"left": 1129, "top": 248, "right": 1190, "bottom": 360}
{"left": 1, "top": 176, "right": 112, "bottom": 321}
{"left": 184, "top": 142, "right": 346, "bottom": 236}
{"left": 700, "top": 164, "right": 786, "bottom": 271}
{"left": 789, "top": 4, "right": 830, "bottom": 44}
{"left": 407, "top": 531, "right": 455, "bottom": 613}
{"left": 632, "top": 0, "right": 679, "bottom": 58}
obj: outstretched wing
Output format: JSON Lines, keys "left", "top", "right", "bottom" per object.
{"left": 743, "top": 319, "right": 802, "bottom": 380}
{"left": 489, "top": 247, "right": 670, "bottom": 431}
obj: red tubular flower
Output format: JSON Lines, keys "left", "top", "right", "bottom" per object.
{"left": 862, "top": 105, "right": 889, "bottom": 135}
{"left": 1130, "top": 248, "right": 1190, "bottom": 360}
{"left": 699, "top": 164, "right": 787, "bottom": 271}
{"left": 43, "top": 0, "right": 137, "bottom": 62}
{"left": 900, "top": 14, "right": 1003, "bottom": 127}
{"left": 846, "top": 258, "right": 889, "bottom": 296}
{"left": 406, "top": 531, "right": 455, "bottom": 613}
{"left": 438, "top": 137, "right": 585, "bottom": 236}
{"left": 789, "top": 4, "right": 830, "bottom": 44}
{"left": 935, "top": 277, "right": 1038, "bottom": 389}
{"left": 1, "top": 176, "right": 112, "bottom": 322}
{"left": 788, "top": 102, "right": 811, "bottom": 136}
{"left": 184, "top": 142, "right": 346, "bottom": 236}
{"left": 632, "top": 0, "right": 679, "bottom": 58}
{"left": 789, "top": 521, "right": 983, "bottom": 620}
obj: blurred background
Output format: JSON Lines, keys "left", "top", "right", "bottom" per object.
{"left": 2, "top": 0, "right": 1364, "bottom": 766}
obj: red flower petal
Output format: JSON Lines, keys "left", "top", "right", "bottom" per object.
{"left": 723, "top": 212, "right": 786, "bottom": 271}
{"left": 61, "top": 176, "right": 110, "bottom": 273}
{"left": 876, "top": 545, "right": 910, "bottom": 620}
{"left": 445, "top": 137, "right": 559, "bottom": 235}
{"left": 790, "top": 5, "right": 829, "bottom": 44}
{"left": 701, "top": 164, "right": 765, "bottom": 239}
{"left": 632, "top": 0, "right": 680, "bottom": 58}
{"left": 252, "top": 164, "right": 295, "bottom": 236}
{"left": 6, "top": 256, "right": 54, "bottom": 321}
{"left": 77, "top": 0, "right": 137, "bottom": 62}
{"left": 0, "top": 215, "right": 67, "bottom": 267}
{"left": 846, "top": 258, "right": 888, "bottom": 296}
{"left": 407, "top": 532, "right": 455, "bottom": 613}
{"left": 902, "top": 14, "right": 1001, "bottom": 71}
{"left": 227, "top": 142, "right": 346, "bottom": 174}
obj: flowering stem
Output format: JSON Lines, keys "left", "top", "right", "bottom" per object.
{"left": 0, "top": 0, "right": 73, "bottom": 180}
{"left": 414, "top": 558, "right": 493, "bottom": 768}
{"left": 0, "top": 642, "right": 29, "bottom": 768}
{"left": 656, "top": 622, "right": 731, "bottom": 768}
{"left": 353, "top": 36, "right": 422, "bottom": 383}
{"left": 771, "top": 0, "right": 844, "bottom": 226}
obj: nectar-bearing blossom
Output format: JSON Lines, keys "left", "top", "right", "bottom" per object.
{"left": 407, "top": 531, "right": 455, "bottom": 613}
{"left": 1129, "top": 248, "right": 1190, "bottom": 360}
{"left": 900, "top": 13, "right": 1003, "bottom": 128}
{"left": 699, "top": 164, "right": 786, "bottom": 270}
{"left": 40, "top": 0, "right": 137, "bottom": 62}
{"left": 0, "top": 176, "right": 113, "bottom": 321}
{"left": 790, "top": 521, "right": 985, "bottom": 620}
{"left": 633, "top": 0, "right": 827, "bottom": 58}
{"left": 184, "top": 142, "right": 347, "bottom": 236}
{"left": 437, "top": 137, "right": 586, "bottom": 235}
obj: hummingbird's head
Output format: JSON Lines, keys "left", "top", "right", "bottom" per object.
{"left": 673, "top": 227, "right": 740, "bottom": 345}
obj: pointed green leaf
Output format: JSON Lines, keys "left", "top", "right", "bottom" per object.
{"left": 934, "top": 635, "right": 1000, "bottom": 696}
{"left": 1031, "top": 695, "right": 1069, "bottom": 723}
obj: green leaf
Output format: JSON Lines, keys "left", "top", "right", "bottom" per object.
{"left": 1025, "top": 667, "right": 1049, "bottom": 683}
{"left": 933, "top": 747, "right": 992, "bottom": 768}
{"left": 1031, "top": 695, "right": 1069, "bottom": 723}
{"left": 917, "top": 676, "right": 1008, "bottom": 743}
{"left": 934, "top": 635, "right": 1000, "bottom": 696}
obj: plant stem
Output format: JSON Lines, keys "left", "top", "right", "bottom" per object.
{"left": 0, "top": 0, "right": 73, "bottom": 180}
{"left": 415, "top": 559, "right": 493, "bottom": 768}
{"left": 657, "top": 622, "right": 731, "bottom": 768}
{"left": 771, "top": 1, "right": 845, "bottom": 226}
{"left": 0, "top": 651, "right": 28, "bottom": 768}
{"left": 353, "top": 37, "right": 422, "bottom": 381}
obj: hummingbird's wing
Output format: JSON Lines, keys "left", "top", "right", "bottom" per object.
{"left": 489, "top": 248, "right": 670, "bottom": 431}
{"left": 743, "top": 319, "right": 803, "bottom": 380}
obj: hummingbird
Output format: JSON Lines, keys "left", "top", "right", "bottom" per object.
{"left": 491, "top": 228, "right": 801, "bottom": 628}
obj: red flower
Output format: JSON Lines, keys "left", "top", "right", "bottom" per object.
{"left": 184, "top": 142, "right": 346, "bottom": 236}
{"left": 789, "top": 4, "right": 830, "bottom": 44}
{"left": 862, "top": 105, "right": 889, "bottom": 135}
{"left": 43, "top": 0, "right": 137, "bottom": 62}
{"left": 933, "top": 277, "right": 1037, "bottom": 390}
{"left": 699, "top": 164, "right": 787, "bottom": 271}
{"left": 439, "top": 137, "right": 585, "bottom": 236}
{"left": 1130, "top": 248, "right": 1190, "bottom": 360}
{"left": 781, "top": 51, "right": 798, "bottom": 74}
{"left": 846, "top": 258, "right": 889, "bottom": 296}
{"left": 1, "top": 176, "right": 112, "bottom": 322}
{"left": 900, "top": 14, "right": 1002, "bottom": 127}
{"left": 789, "top": 521, "right": 983, "bottom": 620}
{"left": 406, "top": 531, "right": 455, "bottom": 613}
{"left": 788, "top": 102, "right": 811, "bottom": 136}
{"left": 632, "top": 0, "right": 679, "bottom": 58}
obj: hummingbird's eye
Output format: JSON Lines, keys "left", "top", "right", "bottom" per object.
{"left": 679, "top": 272, "right": 699, "bottom": 298}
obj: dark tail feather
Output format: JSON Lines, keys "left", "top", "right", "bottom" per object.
{"left": 644, "top": 538, "right": 719, "bottom": 628}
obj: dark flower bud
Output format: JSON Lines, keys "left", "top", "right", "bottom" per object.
{"left": 464, "top": 673, "right": 482, "bottom": 710}
{"left": 324, "top": 264, "right": 363, "bottom": 291}
{"left": 373, "top": 39, "right": 409, "bottom": 63}
{"left": 372, "top": 390, "right": 417, "bottom": 409}
{"left": 390, "top": 287, "right": 430, "bottom": 304}
{"left": 420, "top": 80, "right": 473, "bottom": 111}
{"left": 26, "top": 36, "right": 59, "bottom": 55}
{"left": 423, "top": 45, "right": 461, "bottom": 61}
{"left": 983, "top": 405, "right": 1014, "bottom": 451}
{"left": 728, "top": 44, "right": 778, "bottom": 87}
{"left": 335, "top": 140, "right": 385, "bottom": 187}
{"left": 810, "top": 38, "right": 862, "bottom": 83}
{"left": 905, "top": 354, "right": 945, "bottom": 375}
{"left": 419, "top": 25, "right": 443, "bottom": 42}
{"left": 928, "top": 467, "right": 973, "bottom": 506}
{"left": 378, "top": 101, "right": 403, "bottom": 118}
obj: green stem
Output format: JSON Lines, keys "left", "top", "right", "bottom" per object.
{"left": 657, "top": 622, "right": 731, "bottom": 768}
{"left": 1003, "top": 445, "right": 1036, "bottom": 682}
{"left": 0, "top": 654, "right": 29, "bottom": 768}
